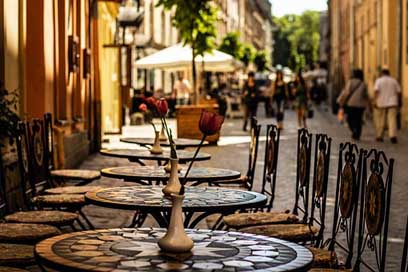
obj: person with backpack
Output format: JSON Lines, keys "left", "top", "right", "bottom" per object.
{"left": 337, "top": 69, "right": 368, "bottom": 141}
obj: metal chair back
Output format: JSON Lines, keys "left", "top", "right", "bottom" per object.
{"left": 355, "top": 149, "right": 394, "bottom": 272}
{"left": 402, "top": 217, "right": 408, "bottom": 272}
{"left": 261, "top": 124, "right": 280, "bottom": 211}
{"left": 326, "top": 143, "right": 364, "bottom": 268}
{"left": 27, "top": 119, "right": 50, "bottom": 193}
{"left": 44, "top": 112, "right": 55, "bottom": 171}
{"left": 15, "top": 121, "right": 37, "bottom": 208}
{"left": 293, "top": 128, "right": 313, "bottom": 223}
{"left": 0, "top": 155, "right": 7, "bottom": 217}
{"left": 246, "top": 118, "right": 261, "bottom": 190}
{"left": 309, "top": 134, "right": 332, "bottom": 247}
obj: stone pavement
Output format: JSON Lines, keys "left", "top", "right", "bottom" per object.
{"left": 78, "top": 107, "right": 407, "bottom": 271}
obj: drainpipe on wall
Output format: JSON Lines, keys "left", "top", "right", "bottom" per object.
{"left": 397, "top": 0, "right": 403, "bottom": 83}
{"left": 350, "top": 0, "right": 355, "bottom": 69}
{"left": 377, "top": 0, "right": 382, "bottom": 74}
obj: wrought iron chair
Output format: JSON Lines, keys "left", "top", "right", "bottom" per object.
{"left": 354, "top": 149, "right": 394, "bottom": 271}
{"left": 3, "top": 122, "right": 79, "bottom": 229}
{"left": 309, "top": 143, "right": 364, "bottom": 270}
{"left": 43, "top": 113, "right": 101, "bottom": 194}
{"left": 402, "top": 217, "right": 408, "bottom": 272}
{"left": 211, "top": 117, "right": 261, "bottom": 190}
{"left": 222, "top": 124, "right": 297, "bottom": 228}
{"left": 239, "top": 129, "right": 318, "bottom": 242}
{"left": 0, "top": 155, "right": 59, "bottom": 268}
{"left": 25, "top": 119, "right": 93, "bottom": 229}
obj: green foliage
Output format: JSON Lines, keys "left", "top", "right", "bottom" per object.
{"left": 240, "top": 43, "right": 255, "bottom": 67}
{"left": 157, "top": 0, "right": 217, "bottom": 101}
{"left": 254, "top": 51, "right": 268, "bottom": 72}
{"left": 0, "top": 83, "right": 20, "bottom": 147}
{"left": 273, "top": 11, "right": 321, "bottom": 71}
{"left": 218, "top": 32, "right": 242, "bottom": 59}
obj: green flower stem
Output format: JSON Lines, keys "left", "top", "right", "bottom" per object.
{"left": 180, "top": 134, "right": 207, "bottom": 195}
{"left": 160, "top": 117, "right": 177, "bottom": 158}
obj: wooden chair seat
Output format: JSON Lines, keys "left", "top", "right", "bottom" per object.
{"left": 223, "top": 211, "right": 299, "bottom": 229}
{"left": 0, "top": 223, "right": 60, "bottom": 244}
{"left": 309, "top": 268, "right": 349, "bottom": 271}
{"left": 308, "top": 247, "right": 338, "bottom": 268}
{"left": 32, "top": 194, "right": 85, "bottom": 208}
{"left": 50, "top": 169, "right": 100, "bottom": 181}
{"left": 0, "top": 243, "right": 35, "bottom": 267}
{"left": 0, "top": 267, "right": 30, "bottom": 272}
{"left": 5, "top": 211, "right": 78, "bottom": 226}
{"left": 211, "top": 175, "right": 248, "bottom": 188}
{"left": 240, "top": 223, "right": 319, "bottom": 242}
{"left": 45, "top": 186, "right": 102, "bottom": 195}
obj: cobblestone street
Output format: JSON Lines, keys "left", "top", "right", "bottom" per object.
{"left": 78, "top": 107, "right": 407, "bottom": 270}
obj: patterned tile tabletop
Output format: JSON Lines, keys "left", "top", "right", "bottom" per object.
{"left": 35, "top": 228, "right": 313, "bottom": 271}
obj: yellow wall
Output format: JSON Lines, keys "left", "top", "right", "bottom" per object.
{"left": 402, "top": 0, "right": 408, "bottom": 127}
{"left": 98, "top": 2, "right": 121, "bottom": 134}
{"left": 2, "top": 0, "right": 21, "bottom": 92}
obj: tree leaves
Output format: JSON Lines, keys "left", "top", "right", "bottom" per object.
{"left": 273, "top": 11, "right": 321, "bottom": 71}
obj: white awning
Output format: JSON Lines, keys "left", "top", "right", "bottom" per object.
{"left": 135, "top": 43, "right": 242, "bottom": 72}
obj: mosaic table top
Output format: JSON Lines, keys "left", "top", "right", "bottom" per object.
{"left": 99, "top": 149, "right": 211, "bottom": 163}
{"left": 101, "top": 166, "right": 241, "bottom": 183}
{"left": 85, "top": 186, "right": 266, "bottom": 212}
{"left": 120, "top": 138, "right": 209, "bottom": 149}
{"left": 35, "top": 228, "right": 313, "bottom": 272}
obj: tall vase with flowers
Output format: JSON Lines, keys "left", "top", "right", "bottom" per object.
{"left": 139, "top": 97, "right": 180, "bottom": 195}
{"left": 158, "top": 110, "right": 224, "bottom": 254}
{"left": 139, "top": 103, "right": 163, "bottom": 154}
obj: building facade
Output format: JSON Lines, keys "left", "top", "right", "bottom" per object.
{"left": 329, "top": 0, "right": 408, "bottom": 128}
{"left": 1, "top": 0, "right": 99, "bottom": 167}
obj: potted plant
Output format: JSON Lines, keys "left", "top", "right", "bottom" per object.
{"left": 0, "top": 83, "right": 20, "bottom": 150}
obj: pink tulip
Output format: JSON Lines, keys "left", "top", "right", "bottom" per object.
{"left": 139, "top": 103, "right": 147, "bottom": 112}
{"left": 199, "top": 110, "right": 225, "bottom": 136}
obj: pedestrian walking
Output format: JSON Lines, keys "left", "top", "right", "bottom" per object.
{"left": 292, "top": 72, "right": 309, "bottom": 128}
{"left": 242, "top": 71, "right": 259, "bottom": 131}
{"left": 337, "top": 69, "right": 368, "bottom": 140}
{"left": 271, "top": 70, "right": 288, "bottom": 129}
{"left": 173, "top": 73, "right": 192, "bottom": 106}
{"left": 373, "top": 69, "right": 401, "bottom": 144}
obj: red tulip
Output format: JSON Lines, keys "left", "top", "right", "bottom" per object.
{"left": 139, "top": 103, "right": 147, "bottom": 112}
{"left": 145, "top": 96, "right": 157, "bottom": 107}
{"left": 156, "top": 99, "right": 168, "bottom": 117}
{"left": 199, "top": 110, "right": 225, "bottom": 136}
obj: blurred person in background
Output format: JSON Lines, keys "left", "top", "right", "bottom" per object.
{"left": 242, "top": 71, "right": 260, "bottom": 131}
{"left": 173, "top": 72, "right": 192, "bottom": 106}
{"left": 271, "top": 70, "right": 288, "bottom": 129}
{"left": 373, "top": 69, "right": 401, "bottom": 144}
{"left": 337, "top": 69, "right": 368, "bottom": 141}
{"left": 292, "top": 72, "right": 309, "bottom": 128}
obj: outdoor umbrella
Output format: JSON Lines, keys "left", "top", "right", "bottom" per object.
{"left": 135, "top": 43, "right": 242, "bottom": 72}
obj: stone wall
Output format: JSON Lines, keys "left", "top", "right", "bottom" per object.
{"left": 63, "top": 131, "right": 90, "bottom": 169}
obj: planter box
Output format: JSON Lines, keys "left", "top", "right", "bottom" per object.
{"left": 176, "top": 104, "right": 220, "bottom": 143}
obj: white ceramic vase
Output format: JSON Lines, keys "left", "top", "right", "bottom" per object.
{"left": 150, "top": 131, "right": 163, "bottom": 154}
{"left": 164, "top": 159, "right": 181, "bottom": 173}
{"left": 162, "top": 158, "right": 182, "bottom": 196}
{"left": 158, "top": 194, "right": 194, "bottom": 253}
{"left": 159, "top": 126, "right": 167, "bottom": 141}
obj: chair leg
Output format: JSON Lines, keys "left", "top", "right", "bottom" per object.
{"left": 78, "top": 209, "right": 95, "bottom": 230}
{"left": 75, "top": 217, "right": 87, "bottom": 230}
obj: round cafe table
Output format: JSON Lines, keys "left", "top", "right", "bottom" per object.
{"left": 99, "top": 149, "right": 211, "bottom": 165}
{"left": 120, "top": 137, "right": 209, "bottom": 149}
{"left": 35, "top": 228, "right": 313, "bottom": 272}
{"left": 85, "top": 186, "right": 266, "bottom": 228}
{"left": 101, "top": 166, "right": 241, "bottom": 186}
